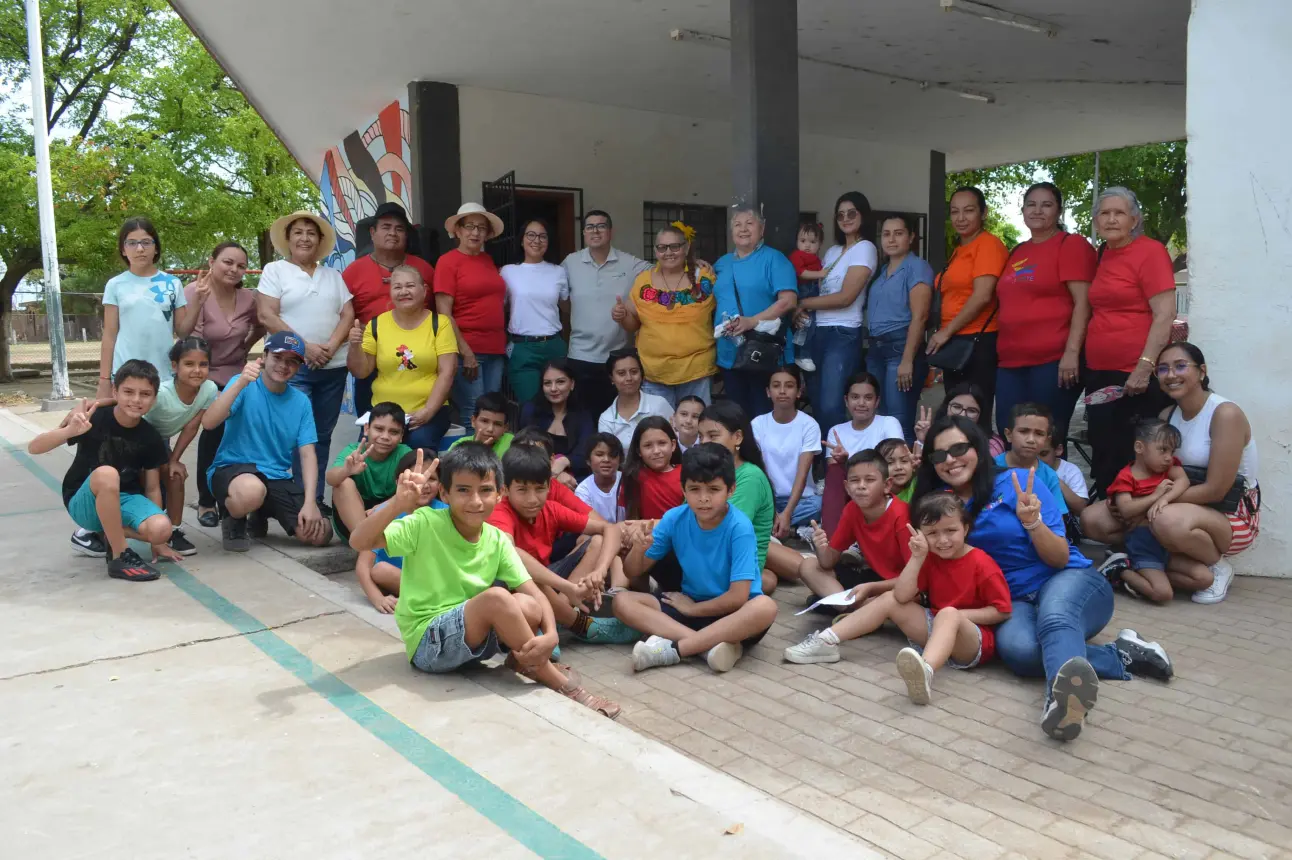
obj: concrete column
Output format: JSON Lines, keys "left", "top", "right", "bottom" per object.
{"left": 1186, "top": 0, "right": 1291, "bottom": 577}
{"left": 927, "top": 150, "right": 947, "bottom": 270}
{"left": 407, "top": 81, "right": 462, "bottom": 257}
{"left": 730, "top": 0, "right": 798, "bottom": 252}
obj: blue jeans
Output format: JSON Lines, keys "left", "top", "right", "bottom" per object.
{"left": 411, "top": 602, "right": 501, "bottom": 673}
{"left": 642, "top": 376, "right": 712, "bottom": 410}
{"left": 808, "top": 325, "right": 863, "bottom": 433}
{"left": 719, "top": 367, "right": 772, "bottom": 419}
{"left": 774, "top": 493, "right": 822, "bottom": 527}
{"left": 994, "top": 567, "right": 1129, "bottom": 684}
{"left": 995, "top": 361, "right": 1083, "bottom": 443}
{"left": 404, "top": 405, "right": 454, "bottom": 452}
{"left": 289, "top": 365, "right": 348, "bottom": 504}
{"left": 451, "top": 354, "right": 506, "bottom": 426}
{"left": 865, "top": 328, "right": 926, "bottom": 442}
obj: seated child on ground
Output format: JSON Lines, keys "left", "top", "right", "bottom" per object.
{"left": 29, "top": 360, "right": 176, "bottom": 582}
{"left": 785, "top": 493, "right": 1012, "bottom": 706}
{"left": 1106, "top": 419, "right": 1189, "bottom": 603}
{"left": 995, "top": 403, "right": 1069, "bottom": 515}
{"left": 575, "top": 432, "right": 626, "bottom": 523}
{"left": 353, "top": 447, "right": 443, "bottom": 613}
{"left": 614, "top": 443, "right": 779, "bottom": 674}
{"left": 448, "top": 392, "right": 513, "bottom": 457}
{"left": 349, "top": 443, "right": 620, "bottom": 719}
{"left": 876, "top": 438, "right": 917, "bottom": 503}
{"left": 672, "top": 395, "right": 704, "bottom": 452}
{"left": 620, "top": 416, "right": 683, "bottom": 521}
{"left": 514, "top": 425, "right": 580, "bottom": 490}
{"left": 327, "top": 401, "right": 412, "bottom": 541}
{"left": 1039, "top": 440, "right": 1088, "bottom": 543}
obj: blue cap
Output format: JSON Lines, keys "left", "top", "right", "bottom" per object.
{"left": 264, "top": 331, "right": 306, "bottom": 359}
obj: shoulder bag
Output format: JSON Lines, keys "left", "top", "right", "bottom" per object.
{"left": 728, "top": 265, "right": 784, "bottom": 374}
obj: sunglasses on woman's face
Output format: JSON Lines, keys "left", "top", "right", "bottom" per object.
{"left": 929, "top": 441, "right": 973, "bottom": 464}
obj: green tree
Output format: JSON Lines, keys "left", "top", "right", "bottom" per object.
{"left": 0, "top": 0, "right": 315, "bottom": 379}
{"left": 946, "top": 164, "right": 1029, "bottom": 255}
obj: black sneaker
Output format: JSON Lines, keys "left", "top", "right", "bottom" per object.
{"left": 168, "top": 527, "right": 197, "bottom": 557}
{"left": 247, "top": 509, "right": 269, "bottom": 539}
{"left": 106, "top": 548, "right": 161, "bottom": 582}
{"left": 222, "top": 515, "right": 250, "bottom": 552}
{"left": 1099, "top": 551, "right": 1130, "bottom": 586}
{"left": 1115, "top": 628, "right": 1173, "bottom": 681}
{"left": 1042, "top": 657, "right": 1099, "bottom": 741}
{"left": 317, "top": 501, "right": 333, "bottom": 519}
{"left": 70, "top": 529, "right": 108, "bottom": 558}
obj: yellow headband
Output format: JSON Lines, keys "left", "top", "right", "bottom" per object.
{"left": 669, "top": 220, "right": 696, "bottom": 244}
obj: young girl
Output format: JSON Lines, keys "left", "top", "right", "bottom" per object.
{"left": 822, "top": 371, "right": 905, "bottom": 532}
{"left": 597, "top": 349, "right": 673, "bottom": 449}
{"left": 789, "top": 221, "right": 828, "bottom": 372}
{"left": 672, "top": 395, "right": 705, "bottom": 452}
{"left": 519, "top": 360, "right": 597, "bottom": 482}
{"left": 620, "top": 416, "right": 682, "bottom": 521}
{"left": 876, "top": 438, "right": 918, "bottom": 502}
{"left": 576, "top": 432, "right": 626, "bottom": 523}
{"left": 751, "top": 366, "right": 822, "bottom": 538}
{"left": 918, "top": 383, "right": 1006, "bottom": 459}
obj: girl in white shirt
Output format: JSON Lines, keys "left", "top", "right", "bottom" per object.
{"left": 502, "top": 219, "right": 570, "bottom": 402}
{"left": 574, "top": 432, "right": 626, "bottom": 523}
{"left": 751, "top": 366, "right": 822, "bottom": 537}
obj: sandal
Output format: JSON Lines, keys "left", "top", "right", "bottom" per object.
{"left": 559, "top": 682, "right": 621, "bottom": 720}
{"left": 197, "top": 508, "right": 220, "bottom": 528}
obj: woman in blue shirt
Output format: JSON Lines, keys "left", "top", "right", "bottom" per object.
{"left": 912, "top": 415, "right": 1173, "bottom": 741}
{"left": 864, "top": 214, "right": 934, "bottom": 441}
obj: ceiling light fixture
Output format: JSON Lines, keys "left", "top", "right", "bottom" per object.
{"left": 939, "top": 0, "right": 1060, "bottom": 39}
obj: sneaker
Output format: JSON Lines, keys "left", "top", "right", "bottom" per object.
{"left": 1192, "top": 559, "right": 1234, "bottom": 604}
{"left": 577, "top": 617, "right": 641, "bottom": 645}
{"left": 106, "top": 548, "right": 161, "bottom": 582}
{"left": 896, "top": 647, "right": 934, "bottom": 705}
{"left": 1115, "top": 628, "right": 1173, "bottom": 681}
{"left": 705, "top": 642, "right": 743, "bottom": 673}
{"left": 784, "top": 631, "right": 841, "bottom": 665}
{"left": 795, "top": 357, "right": 817, "bottom": 373}
{"left": 1099, "top": 551, "right": 1130, "bottom": 585}
{"left": 70, "top": 529, "right": 107, "bottom": 559}
{"left": 222, "top": 515, "right": 250, "bottom": 552}
{"left": 317, "top": 501, "right": 333, "bottom": 519}
{"left": 1041, "top": 657, "right": 1099, "bottom": 741}
{"left": 1122, "top": 580, "right": 1143, "bottom": 600}
{"left": 795, "top": 525, "right": 816, "bottom": 543}
{"left": 167, "top": 528, "right": 197, "bottom": 557}
{"left": 247, "top": 510, "right": 269, "bottom": 539}
{"left": 631, "top": 635, "right": 681, "bottom": 672}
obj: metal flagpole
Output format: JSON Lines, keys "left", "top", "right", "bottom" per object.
{"left": 1090, "top": 150, "right": 1101, "bottom": 244}
{"left": 25, "top": 0, "right": 72, "bottom": 404}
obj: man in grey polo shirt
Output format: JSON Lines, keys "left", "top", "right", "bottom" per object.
{"left": 562, "top": 209, "right": 650, "bottom": 416}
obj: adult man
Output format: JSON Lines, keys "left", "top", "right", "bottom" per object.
{"left": 562, "top": 210, "right": 650, "bottom": 416}
{"left": 202, "top": 331, "right": 332, "bottom": 551}
{"left": 342, "top": 201, "right": 437, "bottom": 417}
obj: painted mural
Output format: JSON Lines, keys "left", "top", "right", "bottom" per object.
{"left": 319, "top": 95, "right": 415, "bottom": 270}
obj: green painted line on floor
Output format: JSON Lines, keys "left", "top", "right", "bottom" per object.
{"left": 1, "top": 435, "right": 604, "bottom": 860}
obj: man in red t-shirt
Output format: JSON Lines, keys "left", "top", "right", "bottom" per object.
{"left": 342, "top": 201, "right": 437, "bottom": 417}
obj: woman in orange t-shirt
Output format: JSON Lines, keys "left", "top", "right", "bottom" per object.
{"left": 929, "top": 187, "right": 1009, "bottom": 430}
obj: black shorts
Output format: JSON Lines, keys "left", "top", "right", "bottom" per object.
{"left": 655, "top": 590, "right": 772, "bottom": 648}
{"left": 211, "top": 463, "right": 305, "bottom": 536}
{"left": 550, "top": 539, "right": 590, "bottom": 579}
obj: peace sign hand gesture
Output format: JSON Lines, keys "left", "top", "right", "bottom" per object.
{"left": 192, "top": 269, "right": 212, "bottom": 306}
{"left": 65, "top": 398, "right": 96, "bottom": 437}
{"left": 344, "top": 439, "right": 370, "bottom": 477}
{"left": 1011, "top": 467, "right": 1042, "bottom": 528}
{"left": 913, "top": 405, "right": 933, "bottom": 443}
{"left": 395, "top": 449, "right": 440, "bottom": 512}
{"left": 907, "top": 523, "right": 929, "bottom": 561}
{"left": 824, "top": 431, "right": 847, "bottom": 465}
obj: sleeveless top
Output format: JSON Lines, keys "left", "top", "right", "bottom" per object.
{"left": 1169, "top": 393, "right": 1259, "bottom": 487}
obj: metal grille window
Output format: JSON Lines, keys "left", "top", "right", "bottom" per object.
{"left": 642, "top": 203, "right": 728, "bottom": 264}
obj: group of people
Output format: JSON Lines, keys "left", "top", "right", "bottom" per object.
{"left": 31, "top": 183, "right": 1259, "bottom": 743}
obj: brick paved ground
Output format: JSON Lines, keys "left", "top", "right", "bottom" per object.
{"left": 565, "top": 573, "right": 1292, "bottom": 860}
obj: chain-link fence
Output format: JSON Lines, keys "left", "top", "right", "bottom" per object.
{"left": 7, "top": 312, "right": 105, "bottom": 366}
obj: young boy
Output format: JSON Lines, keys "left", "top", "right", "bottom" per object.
{"left": 354, "top": 448, "right": 445, "bottom": 613}
{"left": 995, "top": 403, "right": 1068, "bottom": 515}
{"left": 488, "top": 445, "right": 634, "bottom": 644}
{"left": 876, "top": 438, "right": 917, "bottom": 503}
{"left": 326, "top": 401, "right": 413, "bottom": 541}
{"left": 672, "top": 395, "right": 704, "bottom": 452}
{"left": 1039, "top": 440, "right": 1088, "bottom": 515}
{"left": 513, "top": 426, "right": 580, "bottom": 491}
{"left": 349, "top": 443, "right": 620, "bottom": 719}
{"left": 790, "top": 221, "right": 827, "bottom": 372}
{"left": 575, "top": 432, "right": 625, "bottom": 523}
{"left": 796, "top": 450, "right": 912, "bottom": 606}
{"left": 448, "top": 392, "right": 513, "bottom": 457}
{"left": 29, "top": 360, "right": 176, "bottom": 581}
{"left": 614, "top": 443, "right": 779, "bottom": 674}
{"left": 786, "top": 494, "right": 1012, "bottom": 709}
{"left": 1105, "top": 420, "right": 1189, "bottom": 603}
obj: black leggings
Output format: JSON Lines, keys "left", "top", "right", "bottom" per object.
{"left": 196, "top": 382, "right": 225, "bottom": 509}
{"left": 942, "top": 331, "right": 998, "bottom": 433}
{"left": 1082, "top": 368, "right": 1169, "bottom": 498}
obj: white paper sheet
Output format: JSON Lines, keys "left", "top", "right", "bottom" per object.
{"left": 794, "top": 590, "right": 856, "bottom": 616}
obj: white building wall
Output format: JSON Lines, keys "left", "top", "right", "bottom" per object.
{"left": 1186, "top": 0, "right": 1291, "bottom": 577}
{"left": 458, "top": 87, "right": 930, "bottom": 253}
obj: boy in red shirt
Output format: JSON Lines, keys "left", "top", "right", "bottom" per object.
{"left": 788, "top": 222, "right": 827, "bottom": 372}
{"left": 786, "top": 494, "right": 1012, "bottom": 706}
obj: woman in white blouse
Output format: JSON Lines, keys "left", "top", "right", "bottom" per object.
{"left": 502, "top": 218, "right": 570, "bottom": 402}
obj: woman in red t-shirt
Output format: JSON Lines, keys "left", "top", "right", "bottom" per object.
{"left": 994, "top": 183, "right": 1097, "bottom": 443}
{"left": 435, "top": 203, "right": 508, "bottom": 425}
{"left": 1082, "top": 187, "right": 1177, "bottom": 496}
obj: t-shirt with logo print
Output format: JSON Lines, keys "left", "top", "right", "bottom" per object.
{"left": 103, "top": 270, "right": 186, "bottom": 376}
{"left": 61, "top": 406, "right": 169, "bottom": 506}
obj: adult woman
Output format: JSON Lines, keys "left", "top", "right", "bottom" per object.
{"left": 713, "top": 205, "right": 798, "bottom": 418}
{"left": 915, "top": 383, "right": 1006, "bottom": 458}
{"left": 520, "top": 359, "right": 598, "bottom": 481}
{"left": 995, "top": 182, "right": 1096, "bottom": 444}
{"left": 435, "top": 202, "right": 507, "bottom": 424}
{"left": 1083, "top": 187, "right": 1177, "bottom": 496}
{"left": 187, "top": 241, "right": 263, "bottom": 527}
{"left": 612, "top": 222, "right": 716, "bottom": 408}
{"left": 502, "top": 219, "right": 569, "bottom": 402}
{"left": 597, "top": 349, "right": 673, "bottom": 448}
{"left": 347, "top": 265, "right": 458, "bottom": 449}
{"left": 864, "top": 214, "right": 933, "bottom": 441}
{"left": 751, "top": 366, "right": 821, "bottom": 538}
{"left": 797, "top": 192, "right": 877, "bottom": 432}
{"left": 929, "top": 187, "right": 1009, "bottom": 430}
{"left": 913, "top": 416, "right": 1172, "bottom": 741}
{"left": 256, "top": 210, "right": 354, "bottom": 509}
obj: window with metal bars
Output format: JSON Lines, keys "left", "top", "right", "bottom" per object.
{"left": 642, "top": 203, "right": 728, "bottom": 264}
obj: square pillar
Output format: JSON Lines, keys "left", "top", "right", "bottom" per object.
{"left": 408, "top": 81, "right": 462, "bottom": 257}
{"left": 730, "top": 0, "right": 799, "bottom": 252}
{"left": 928, "top": 150, "right": 947, "bottom": 269}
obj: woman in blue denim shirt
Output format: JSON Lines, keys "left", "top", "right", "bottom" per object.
{"left": 913, "top": 415, "right": 1173, "bottom": 741}
{"left": 864, "top": 214, "right": 934, "bottom": 441}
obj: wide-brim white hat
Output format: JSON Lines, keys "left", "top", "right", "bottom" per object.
{"left": 270, "top": 210, "right": 337, "bottom": 261}
{"left": 444, "top": 202, "right": 504, "bottom": 240}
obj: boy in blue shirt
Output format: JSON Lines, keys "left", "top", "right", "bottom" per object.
{"left": 995, "top": 403, "right": 1068, "bottom": 517}
{"left": 615, "top": 443, "right": 779, "bottom": 673}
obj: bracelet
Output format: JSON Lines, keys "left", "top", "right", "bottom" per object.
{"left": 1022, "top": 517, "right": 1042, "bottom": 530}
{"left": 1138, "top": 356, "right": 1155, "bottom": 365}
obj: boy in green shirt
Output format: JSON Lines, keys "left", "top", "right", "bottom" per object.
{"left": 349, "top": 442, "right": 620, "bottom": 719}
{"left": 326, "top": 402, "right": 413, "bottom": 540}
{"left": 447, "top": 392, "right": 513, "bottom": 457}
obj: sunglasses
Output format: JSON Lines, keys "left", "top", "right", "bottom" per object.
{"left": 929, "top": 441, "right": 973, "bottom": 464}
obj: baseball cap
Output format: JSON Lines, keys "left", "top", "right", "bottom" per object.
{"left": 264, "top": 331, "right": 306, "bottom": 359}
{"left": 373, "top": 201, "right": 411, "bottom": 227}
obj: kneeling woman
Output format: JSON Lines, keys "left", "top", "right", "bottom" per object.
{"left": 913, "top": 416, "right": 1173, "bottom": 741}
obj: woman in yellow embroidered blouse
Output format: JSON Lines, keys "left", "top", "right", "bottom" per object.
{"left": 611, "top": 222, "right": 716, "bottom": 407}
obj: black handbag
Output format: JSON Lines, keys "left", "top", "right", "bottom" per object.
{"left": 729, "top": 271, "right": 784, "bottom": 374}
{"left": 927, "top": 301, "right": 996, "bottom": 373}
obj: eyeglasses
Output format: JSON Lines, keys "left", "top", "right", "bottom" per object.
{"left": 928, "top": 441, "right": 973, "bottom": 464}
{"left": 655, "top": 242, "right": 685, "bottom": 253}
{"left": 460, "top": 222, "right": 490, "bottom": 234}
{"left": 1155, "top": 360, "right": 1197, "bottom": 377}
{"left": 947, "top": 402, "right": 982, "bottom": 419}
{"left": 836, "top": 209, "right": 859, "bottom": 221}
{"left": 124, "top": 239, "right": 155, "bottom": 249}
{"left": 583, "top": 223, "right": 610, "bottom": 233}
{"left": 523, "top": 231, "right": 549, "bottom": 241}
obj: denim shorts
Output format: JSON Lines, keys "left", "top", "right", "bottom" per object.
{"left": 410, "top": 603, "right": 501, "bottom": 674}
{"left": 66, "top": 473, "right": 165, "bottom": 534}
{"left": 908, "top": 607, "right": 986, "bottom": 669}
{"left": 1125, "top": 525, "right": 1168, "bottom": 571}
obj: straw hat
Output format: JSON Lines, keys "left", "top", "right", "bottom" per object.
{"left": 270, "top": 210, "right": 336, "bottom": 261}
{"left": 444, "top": 203, "right": 504, "bottom": 240}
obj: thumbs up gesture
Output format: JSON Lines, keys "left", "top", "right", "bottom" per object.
{"left": 348, "top": 318, "right": 364, "bottom": 347}
{"left": 809, "top": 519, "right": 829, "bottom": 553}
{"left": 611, "top": 296, "right": 628, "bottom": 323}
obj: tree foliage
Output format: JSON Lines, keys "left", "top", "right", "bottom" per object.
{"left": 945, "top": 163, "right": 1029, "bottom": 254}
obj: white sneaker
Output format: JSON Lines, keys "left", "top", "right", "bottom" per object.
{"left": 1192, "top": 559, "right": 1234, "bottom": 604}
{"left": 795, "top": 357, "right": 817, "bottom": 372}
{"left": 705, "top": 642, "right": 743, "bottom": 673}
{"left": 784, "top": 631, "right": 840, "bottom": 664}
{"left": 896, "top": 647, "right": 934, "bottom": 705}
{"left": 631, "top": 635, "right": 681, "bottom": 672}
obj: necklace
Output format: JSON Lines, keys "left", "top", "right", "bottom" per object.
{"left": 657, "top": 268, "right": 686, "bottom": 292}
